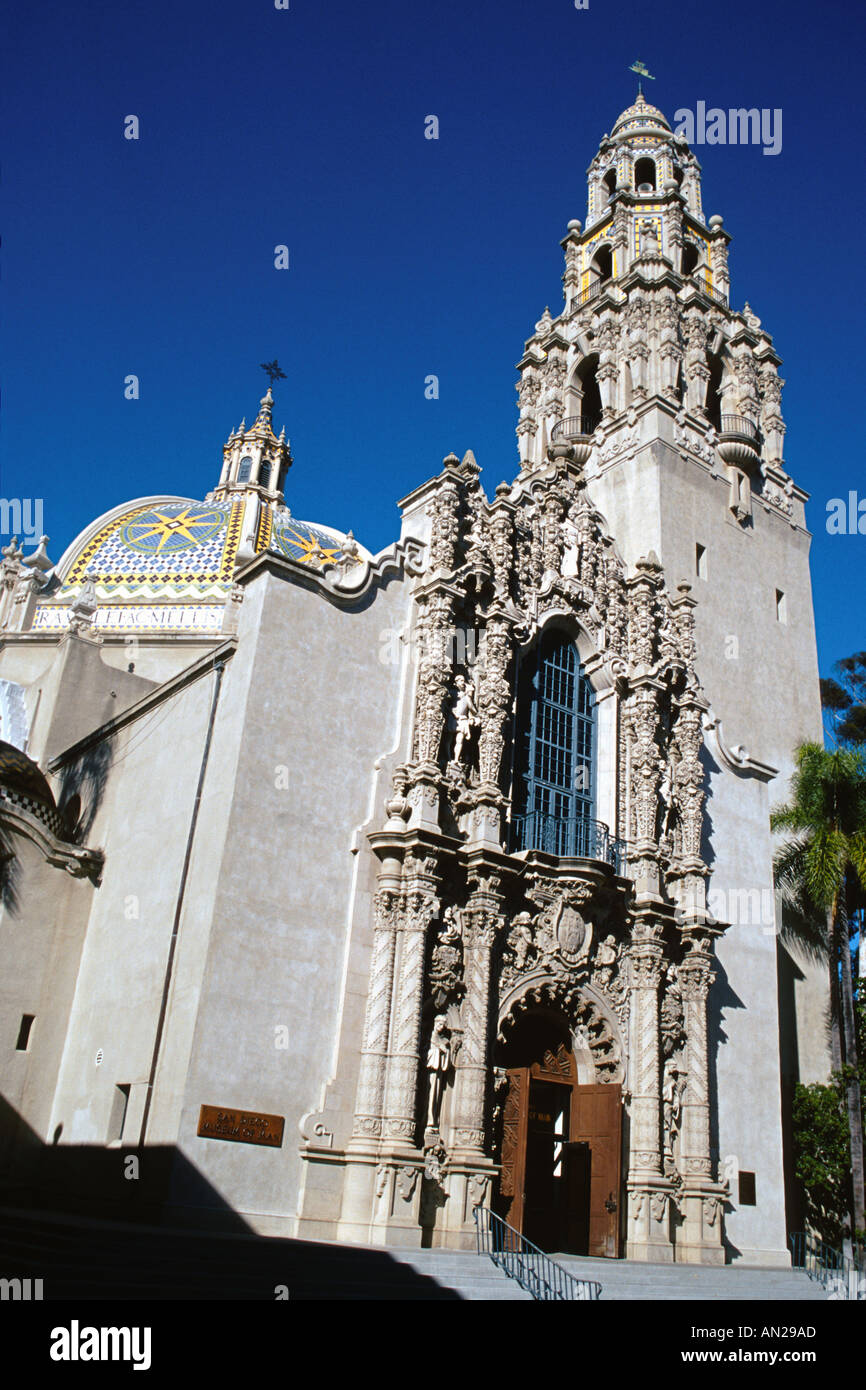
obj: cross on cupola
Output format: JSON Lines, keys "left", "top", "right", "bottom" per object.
{"left": 210, "top": 372, "right": 293, "bottom": 504}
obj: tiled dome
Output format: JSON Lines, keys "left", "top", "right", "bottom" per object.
{"left": 56, "top": 497, "right": 369, "bottom": 600}
{"left": 611, "top": 93, "right": 672, "bottom": 141}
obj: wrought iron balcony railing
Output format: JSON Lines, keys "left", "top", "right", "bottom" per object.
{"left": 474, "top": 1206, "right": 602, "bottom": 1301}
{"left": 691, "top": 273, "right": 729, "bottom": 306}
{"left": 550, "top": 415, "right": 600, "bottom": 442}
{"left": 719, "top": 414, "right": 760, "bottom": 441}
{"left": 579, "top": 279, "right": 605, "bottom": 304}
{"left": 509, "top": 811, "right": 625, "bottom": 873}
{"left": 571, "top": 277, "right": 615, "bottom": 309}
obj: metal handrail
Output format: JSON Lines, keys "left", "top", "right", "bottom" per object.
{"left": 575, "top": 279, "right": 609, "bottom": 306}
{"left": 474, "top": 1206, "right": 601, "bottom": 1301}
{"left": 691, "top": 273, "right": 729, "bottom": 306}
{"left": 789, "top": 1232, "right": 866, "bottom": 1301}
{"left": 551, "top": 415, "right": 600, "bottom": 442}
{"left": 719, "top": 414, "right": 760, "bottom": 441}
{"left": 510, "top": 810, "right": 626, "bottom": 873}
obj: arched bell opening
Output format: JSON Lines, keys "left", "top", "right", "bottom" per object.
{"left": 564, "top": 355, "right": 602, "bottom": 435}
{"left": 681, "top": 239, "right": 702, "bottom": 278}
{"left": 706, "top": 351, "right": 724, "bottom": 431}
{"left": 634, "top": 156, "right": 657, "bottom": 192}
{"left": 588, "top": 243, "right": 613, "bottom": 288}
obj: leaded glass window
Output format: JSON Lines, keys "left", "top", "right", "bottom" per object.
{"left": 512, "top": 629, "right": 596, "bottom": 857}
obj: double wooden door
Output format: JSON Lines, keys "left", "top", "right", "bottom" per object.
{"left": 500, "top": 1048, "right": 621, "bottom": 1257}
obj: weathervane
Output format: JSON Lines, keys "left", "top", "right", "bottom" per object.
{"left": 628, "top": 59, "right": 655, "bottom": 96}
{"left": 260, "top": 359, "right": 287, "bottom": 390}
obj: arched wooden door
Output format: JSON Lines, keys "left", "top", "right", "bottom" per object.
{"left": 500, "top": 1042, "right": 621, "bottom": 1256}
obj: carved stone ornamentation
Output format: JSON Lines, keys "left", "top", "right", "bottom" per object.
{"left": 428, "top": 907, "right": 464, "bottom": 1009}
{"left": 476, "top": 619, "right": 512, "bottom": 791}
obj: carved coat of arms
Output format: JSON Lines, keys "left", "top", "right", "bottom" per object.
{"left": 549, "top": 896, "right": 592, "bottom": 964}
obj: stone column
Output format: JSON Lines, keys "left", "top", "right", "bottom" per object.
{"left": 597, "top": 313, "right": 619, "bottom": 418}
{"left": 339, "top": 886, "right": 402, "bottom": 1243}
{"left": 684, "top": 308, "right": 710, "bottom": 417}
{"left": 758, "top": 362, "right": 786, "bottom": 463}
{"left": 470, "top": 614, "right": 512, "bottom": 850}
{"left": 626, "top": 917, "right": 674, "bottom": 1261}
{"left": 656, "top": 295, "right": 681, "bottom": 404}
{"left": 562, "top": 221, "right": 582, "bottom": 307}
{"left": 409, "top": 585, "right": 457, "bottom": 830}
{"left": 624, "top": 683, "right": 664, "bottom": 898}
{"left": 708, "top": 219, "right": 730, "bottom": 301}
{"left": 488, "top": 499, "right": 514, "bottom": 600}
{"left": 382, "top": 857, "right": 440, "bottom": 1150}
{"left": 350, "top": 889, "right": 401, "bottom": 1143}
{"left": 443, "top": 869, "right": 502, "bottom": 1246}
{"left": 678, "top": 943, "right": 725, "bottom": 1264}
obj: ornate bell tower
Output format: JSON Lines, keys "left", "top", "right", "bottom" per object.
{"left": 516, "top": 88, "right": 790, "bottom": 540}
{"left": 509, "top": 86, "right": 824, "bottom": 1265}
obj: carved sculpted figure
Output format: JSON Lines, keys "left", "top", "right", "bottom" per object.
{"left": 662, "top": 1056, "right": 685, "bottom": 1166}
{"left": 658, "top": 763, "right": 676, "bottom": 846}
{"left": 595, "top": 933, "right": 618, "bottom": 989}
{"left": 426, "top": 1015, "right": 452, "bottom": 1130}
{"left": 449, "top": 675, "right": 479, "bottom": 763}
{"left": 429, "top": 909, "right": 464, "bottom": 1008}
{"left": 507, "top": 912, "right": 535, "bottom": 971}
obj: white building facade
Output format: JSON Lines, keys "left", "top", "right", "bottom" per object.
{"left": 0, "top": 94, "right": 828, "bottom": 1267}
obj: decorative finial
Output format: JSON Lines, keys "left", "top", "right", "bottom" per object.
{"left": 260, "top": 359, "right": 287, "bottom": 390}
{"left": 628, "top": 59, "right": 655, "bottom": 98}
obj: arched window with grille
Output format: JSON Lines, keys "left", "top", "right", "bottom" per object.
{"left": 511, "top": 629, "right": 597, "bottom": 857}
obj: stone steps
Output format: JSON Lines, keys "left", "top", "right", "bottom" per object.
{"left": 554, "top": 1254, "right": 827, "bottom": 1301}
{"left": 0, "top": 1208, "right": 826, "bottom": 1300}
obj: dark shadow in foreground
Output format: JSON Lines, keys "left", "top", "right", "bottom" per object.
{"left": 0, "top": 1095, "right": 460, "bottom": 1301}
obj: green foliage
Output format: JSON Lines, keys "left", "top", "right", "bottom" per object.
{"left": 821, "top": 652, "right": 866, "bottom": 747}
{"left": 792, "top": 1081, "right": 852, "bottom": 1245}
{"left": 772, "top": 743, "right": 866, "bottom": 914}
{"left": 792, "top": 994, "right": 866, "bottom": 1245}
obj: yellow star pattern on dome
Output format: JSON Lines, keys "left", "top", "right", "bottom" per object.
{"left": 125, "top": 508, "right": 220, "bottom": 552}
{"left": 283, "top": 526, "right": 344, "bottom": 567}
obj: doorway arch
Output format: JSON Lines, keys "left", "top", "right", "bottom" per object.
{"left": 495, "top": 1006, "right": 622, "bottom": 1256}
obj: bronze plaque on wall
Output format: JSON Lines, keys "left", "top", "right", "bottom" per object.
{"left": 197, "top": 1105, "right": 285, "bottom": 1147}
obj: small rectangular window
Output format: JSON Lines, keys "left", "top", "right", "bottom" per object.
{"left": 775, "top": 589, "right": 787, "bottom": 623}
{"left": 695, "top": 543, "right": 707, "bottom": 580}
{"left": 15, "top": 1015, "right": 35, "bottom": 1051}
{"left": 738, "top": 1171, "right": 757, "bottom": 1205}
{"left": 108, "top": 1084, "right": 131, "bottom": 1143}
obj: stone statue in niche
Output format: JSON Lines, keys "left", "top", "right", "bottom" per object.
{"left": 426, "top": 1015, "right": 453, "bottom": 1131}
{"left": 448, "top": 675, "right": 479, "bottom": 763}
{"left": 594, "top": 933, "right": 618, "bottom": 990}
{"left": 658, "top": 763, "right": 676, "bottom": 850}
{"left": 662, "top": 1056, "right": 686, "bottom": 1169}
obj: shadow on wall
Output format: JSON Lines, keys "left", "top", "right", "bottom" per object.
{"left": 0, "top": 1096, "right": 461, "bottom": 1300}
{"left": 0, "top": 821, "right": 21, "bottom": 914}
{"left": 776, "top": 865, "right": 836, "bottom": 1066}
{"left": 54, "top": 736, "right": 114, "bottom": 844}
{"left": 699, "top": 744, "right": 718, "bottom": 870}
{"left": 705, "top": 952, "right": 745, "bottom": 1263}
{"left": 777, "top": 940, "right": 807, "bottom": 1236}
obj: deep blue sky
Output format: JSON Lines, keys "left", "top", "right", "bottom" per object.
{"left": 1, "top": 0, "right": 862, "bottom": 676}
